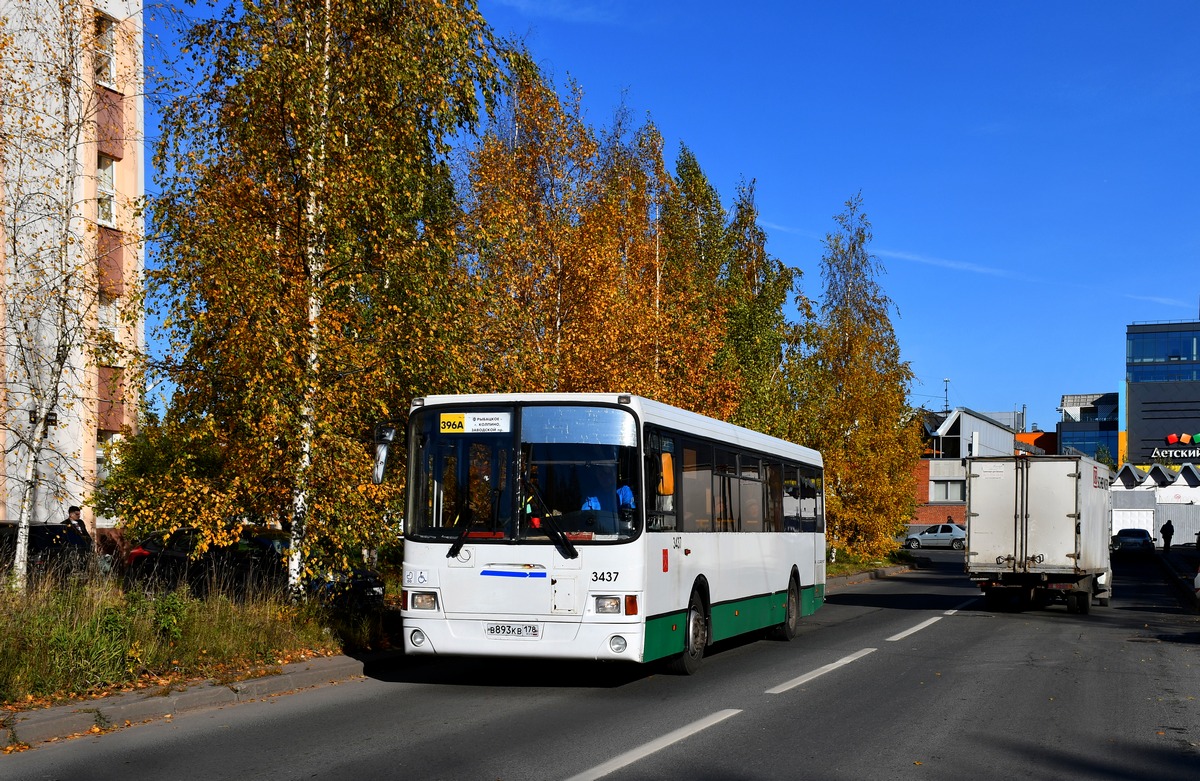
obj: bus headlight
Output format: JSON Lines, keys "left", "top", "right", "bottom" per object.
{"left": 411, "top": 592, "right": 438, "bottom": 610}
{"left": 410, "top": 630, "right": 426, "bottom": 647}
{"left": 609, "top": 636, "right": 628, "bottom": 653}
{"left": 595, "top": 596, "right": 621, "bottom": 614}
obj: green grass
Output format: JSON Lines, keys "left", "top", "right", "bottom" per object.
{"left": 0, "top": 569, "right": 376, "bottom": 709}
{"left": 827, "top": 549, "right": 914, "bottom": 578}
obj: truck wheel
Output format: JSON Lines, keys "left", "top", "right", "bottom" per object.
{"left": 666, "top": 591, "right": 708, "bottom": 675}
{"left": 1076, "top": 592, "right": 1091, "bottom": 615}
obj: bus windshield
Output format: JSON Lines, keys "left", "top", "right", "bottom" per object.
{"left": 406, "top": 405, "right": 641, "bottom": 544}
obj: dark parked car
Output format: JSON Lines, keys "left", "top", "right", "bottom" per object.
{"left": 1111, "top": 528, "right": 1155, "bottom": 554}
{"left": 123, "top": 526, "right": 384, "bottom": 609}
{"left": 0, "top": 522, "right": 97, "bottom": 579}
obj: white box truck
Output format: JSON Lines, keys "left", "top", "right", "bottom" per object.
{"left": 965, "top": 455, "right": 1112, "bottom": 614}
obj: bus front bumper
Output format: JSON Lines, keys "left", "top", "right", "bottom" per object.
{"left": 401, "top": 615, "right": 645, "bottom": 662}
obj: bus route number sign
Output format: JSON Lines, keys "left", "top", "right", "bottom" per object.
{"left": 441, "top": 413, "right": 512, "bottom": 434}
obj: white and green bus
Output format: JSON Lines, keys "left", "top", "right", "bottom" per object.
{"left": 373, "top": 393, "right": 825, "bottom": 674}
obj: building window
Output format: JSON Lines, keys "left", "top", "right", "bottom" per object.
{"left": 97, "top": 154, "right": 115, "bottom": 226}
{"left": 95, "top": 16, "right": 116, "bottom": 87}
{"left": 931, "top": 480, "right": 965, "bottom": 502}
{"left": 95, "top": 431, "right": 121, "bottom": 484}
{"left": 98, "top": 296, "right": 119, "bottom": 343}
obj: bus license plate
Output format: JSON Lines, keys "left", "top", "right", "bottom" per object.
{"left": 485, "top": 622, "right": 540, "bottom": 639}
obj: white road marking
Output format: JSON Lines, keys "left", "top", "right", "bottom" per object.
{"left": 945, "top": 598, "right": 975, "bottom": 615}
{"left": 563, "top": 709, "right": 742, "bottom": 781}
{"left": 886, "top": 616, "right": 942, "bottom": 642}
{"left": 764, "top": 647, "right": 877, "bottom": 695}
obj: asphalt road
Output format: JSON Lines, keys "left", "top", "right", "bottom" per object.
{"left": 5, "top": 551, "right": 1197, "bottom": 781}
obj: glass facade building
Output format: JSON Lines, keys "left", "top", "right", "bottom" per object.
{"left": 1056, "top": 392, "right": 1119, "bottom": 463}
{"left": 1127, "top": 328, "right": 1200, "bottom": 382}
{"left": 1125, "top": 321, "right": 1200, "bottom": 464}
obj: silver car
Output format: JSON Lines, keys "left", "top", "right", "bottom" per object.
{"left": 905, "top": 523, "right": 966, "bottom": 550}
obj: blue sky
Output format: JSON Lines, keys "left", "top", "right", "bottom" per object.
{"left": 143, "top": 2, "right": 1200, "bottom": 431}
{"left": 476, "top": 0, "right": 1200, "bottom": 431}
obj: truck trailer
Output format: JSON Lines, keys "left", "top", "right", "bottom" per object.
{"left": 964, "top": 455, "right": 1112, "bottom": 614}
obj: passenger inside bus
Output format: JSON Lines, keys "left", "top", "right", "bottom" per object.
{"left": 581, "top": 467, "right": 636, "bottom": 511}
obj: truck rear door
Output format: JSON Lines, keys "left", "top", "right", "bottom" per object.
{"left": 1024, "top": 458, "right": 1080, "bottom": 574}
{"left": 967, "top": 459, "right": 1021, "bottom": 572}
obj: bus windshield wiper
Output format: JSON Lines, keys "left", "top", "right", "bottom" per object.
{"left": 523, "top": 474, "right": 577, "bottom": 560}
{"left": 539, "top": 515, "right": 578, "bottom": 560}
{"left": 446, "top": 512, "right": 471, "bottom": 559}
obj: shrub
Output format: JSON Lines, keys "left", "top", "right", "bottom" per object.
{"left": 0, "top": 572, "right": 342, "bottom": 707}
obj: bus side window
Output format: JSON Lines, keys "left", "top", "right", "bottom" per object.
{"left": 645, "top": 432, "right": 678, "bottom": 531}
{"left": 798, "top": 464, "right": 821, "bottom": 533}
{"left": 680, "top": 439, "right": 713, "bottom": 532}
{"left": 765, "top": 463, "right": 783, "bottom": 533}
{"left": 782, "top": 463, "right": 802, "bottom": 532}
{"left": 739, "top": 456, "right": 763, "bottom": 533}
{"left": 714, "top": 448, "right": 739, "bottom": 532}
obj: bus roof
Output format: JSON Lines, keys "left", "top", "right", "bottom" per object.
{"left": 413, "top": 393, "right": 822, "bottom": 467}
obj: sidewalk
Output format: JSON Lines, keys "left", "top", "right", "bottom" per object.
{"left": 1, "top": 652, "right": 382, "bottom": 750}
{"left": 1158, "top": 544, "right": 1200, "bottom": 609}
{"left": 825, "top": 560, "right": 922, "bottom": 592}
{"left": 3, "top": 562, "right": 923, "bottom": 751}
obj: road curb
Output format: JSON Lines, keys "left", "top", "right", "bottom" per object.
{"left": 2, "top": 653, "right": 378, "bottom": 749}
{"left": 826, "top": 562, "right": 921, "bottom": 592}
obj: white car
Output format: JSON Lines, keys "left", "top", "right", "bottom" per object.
{"left": 905, "top": 523, "right": 966, "bottom": 550}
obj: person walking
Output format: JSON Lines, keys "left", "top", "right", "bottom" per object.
{"left": 1160, "top": 519, "right": 1174, "bottom": 554}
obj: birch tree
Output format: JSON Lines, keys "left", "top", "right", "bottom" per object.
{"left": 138, "top": 0, "right": 503, "bottom": 586}
{"left": 784, "top": 194, "right": 921, "bottom": 558}
{"left": 0, "top": 0, "right": 142, "bottom": 587}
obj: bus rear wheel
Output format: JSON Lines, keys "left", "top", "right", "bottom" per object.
{"left": 770, "top": 577, "right": 800, "bottom": 641}
{"left": 667, "top": 591, "right": 708, "bottom": 675}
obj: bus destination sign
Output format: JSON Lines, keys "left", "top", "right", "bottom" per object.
{"left": 440, "top": 412, "right": 512, "bottom": 434}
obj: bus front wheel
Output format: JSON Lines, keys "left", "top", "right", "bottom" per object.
{"left": 667, "top": 591, "right": 708, "bottom": 675}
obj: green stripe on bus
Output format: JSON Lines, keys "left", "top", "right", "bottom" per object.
{"left": 644, "top": 610, "right": 688, "bottom": 662}
{"left": 708, "top": 592, "right": 782, "bottom": 642}
{"left": 643, "top": 584, "right": 825, "bottom": 663}
{"left": 804, "top": 583, "right": 824, "bottom": 615}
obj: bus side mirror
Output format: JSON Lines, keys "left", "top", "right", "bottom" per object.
{"left": 372, "top": 424, "right": 397, "bottom": 485}
{"left": 658, "top": 452, "right": 674, "bottom": 496}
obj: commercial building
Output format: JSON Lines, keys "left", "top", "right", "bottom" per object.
{"left": 911, "top": 408, "right": 1017, "bottom": 526}
{"left": 1, "top": 0, "right": 143, "bottom": 533}
{"left": 1056, "top": 392, "right": 1120, "bottom": 463}
{"left": 1111, "top": 463, "right": 1200, "bottom": 549}
{"left": 1125, "top": 321, "right": 1200, "bottom": 465}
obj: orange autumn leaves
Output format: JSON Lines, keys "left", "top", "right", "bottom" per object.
{"left": 461, "top": 56, "right": 782, "bottom": 420}
{"left": 102, "top": 3, "right": 919, "bottom": 561}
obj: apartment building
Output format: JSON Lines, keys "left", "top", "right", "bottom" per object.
{"left": 1, "top": 0, "right": 143, "bottom": 533}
